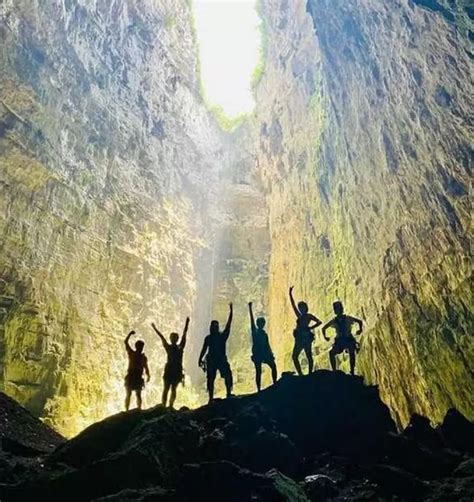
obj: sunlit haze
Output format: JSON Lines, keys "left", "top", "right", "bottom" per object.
{"left": 193, "top": 0, "right": 261, "bottom": 118}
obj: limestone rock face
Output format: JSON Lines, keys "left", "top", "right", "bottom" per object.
{"left": 0, "top": 0, "right": 227, "bottom": 436}
{"left": 254, "top": 0, "right": 473, "bottom": 425}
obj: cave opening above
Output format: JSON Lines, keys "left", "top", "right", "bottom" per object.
{"left": 193, "top": 0, "right": 261, "bottom": 118}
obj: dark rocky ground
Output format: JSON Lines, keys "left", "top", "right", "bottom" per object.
{"left": 0, "top": 371, "right": 473, "bottom": 501}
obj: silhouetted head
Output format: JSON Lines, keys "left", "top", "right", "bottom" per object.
{"left": 170, "top": 332, "right": 179, "bottom": 345}
{"left": 298, "top": 301, "right": 308, "bottom": 314}
{"left": 256, "top": 317, "right": 266, "bottom": 329}
{"left": 135, "top": 340, "right": 145, "bottom": 353}
{"left": 210, "top": 320, "right": 219, "bottom": 335}
{"left": 333, "top": 301, "right": 344, "bottom": 316}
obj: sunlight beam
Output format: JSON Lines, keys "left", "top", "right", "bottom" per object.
{"left": 193, "top": 0, "right": 261, "bottom": 118}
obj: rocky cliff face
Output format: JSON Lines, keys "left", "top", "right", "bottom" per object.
{"left": 0, "top": 0, "right": 229, "bottom": 436}
{"left": 1, "top": 0, "right": 472, "bottom": 436}
{"left": 254, "top": 0, "right": 473, "bottom": 426}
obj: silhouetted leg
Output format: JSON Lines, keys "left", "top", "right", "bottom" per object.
{"left": 125, "top": 389, "right": 131, "bottom": 411}
{"left": 349, "top": 349, "right": 356, "bottom": 376}
{"left": 169, "top": 384, "right": 177, "bottom": 408}
{"left": 162, "top": 381, "right": 170, "bottom": 406}
{"left": 136, "top": 390, "right": 142, "bottom": 410}
{"left": 292, "top": 344, "right": 303, "bottom": 376}
{"left": 304, "top": 345, "right": 314, "bottom": 374}
{"left": 254, "top": 361, "right": 262, "bottom": 392}
{"left": 269, "top": 360, "right": 277, "bottom": 384}
{"left": 329, "top": 348, "right": 337, "bottom": 371}
{"left": 224, "top": 363, "right": 233, "bottom": 397}
{"left": 207, "top": 366, "right": 216, "bottom": 402}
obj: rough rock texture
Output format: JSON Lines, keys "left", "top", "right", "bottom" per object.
{"left": 0, "top": 0, "right": 228, "bottom": 436}
{"left": 254, "top": 0, "right": 473, "bottom": 426}
{"left": 0, "top": 391, "right": 64, "bottom": 486}
{"left": 0, "top": 391, "right": 64, "bottom": 453}
{"left": 1, "top": 372, "right": 473, "bottom": 501}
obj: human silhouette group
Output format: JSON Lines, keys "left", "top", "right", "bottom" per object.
{"left": 124, "top": 288, "right": 364, "bottom": 410}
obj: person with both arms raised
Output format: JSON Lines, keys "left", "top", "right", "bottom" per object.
{"left": 152, "top": 316, "right": 190, "bottom": 408}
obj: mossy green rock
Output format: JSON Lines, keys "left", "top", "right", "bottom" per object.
{"left": 254, "top": 0, "right": 473, "bottom": 426}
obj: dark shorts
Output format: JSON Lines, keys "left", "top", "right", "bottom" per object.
{"left": 252, "top": 353, "right": 275, "bottom": 366}
{"left": 293, "top": 329, "right": 314, "bottom": 352}
{"left": 164, "top": 364, "right": 184, "bottom": 386}
{"left": 125, "top": 372, "right": 144, "bottom": 391}
{"left": 207, "top": 358, "right": 232, "bottom": 382}
{"left": 332, "top": 336, "right": 357, "bottom": 354}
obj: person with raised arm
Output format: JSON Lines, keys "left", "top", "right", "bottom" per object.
{"left": 152, "top": 317, "right": 190, "bottom": 408}
{"left": 124, "top": 330, "right": 150, "bottom": 411}
{"left": 289, "top": 286, "right": 322, "bottom": 375}
{"left": 198, "top": 303, "right": 234, "bottom": 402}
{"left": 322, "top": 301, "right": 363, "bottom": 376}
{"left": 248, "top": 302, "right": 277, "bottom": 391}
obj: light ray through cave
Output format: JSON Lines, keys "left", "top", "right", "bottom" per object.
{"left": 193, "top": 0, "right": 261, "bottom": 118}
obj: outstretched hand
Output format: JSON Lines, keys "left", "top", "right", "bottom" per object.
{"left": 229, "top": 302, "right": 233, "bottom": 310}
{"left": 248, "top": 301, "right": 252, "bottom": 307}
{"left": 128, "top": 330, "right": 136, "bottom": 336}
{"left": 289, "top": 286, "right": 294, "bottom": 293}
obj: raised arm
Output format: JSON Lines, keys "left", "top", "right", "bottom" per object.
{"left": 223, "top": 303, "right": 233, "bottom": 339}
{"left": 321, "top": 319, "right": 334, "bottom": 341}
{"left": 289, "top": 286, "right": 300, "bottom": 317}
{"left": 151, "top": 322, "right": 168, "bottom": 348}
{"left": 308, "top": 314, "right": 323, "bottom": 331}
{"left": 198, "top": 337, "right": 209, "bottom": 368}
{"left": 180, "top": 317, "right": 190, "bottom": 349}
{"left": 124, "top": 330, "right": 135, "bottom": 353}
{"left": 349, "top": 316, "right": 364, "bottom": 335}
{"left": 248, "top": 302, "right": 256, "bottom": 331}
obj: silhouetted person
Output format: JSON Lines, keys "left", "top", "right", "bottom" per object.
{"left": 124, "top": 331, "right": 150, "bottom": 411}
{"left": 152, "top": 317, "right": 190, "bottom": 408}
{"left": 289, "top": 286, "right": 322, "bottom": 375}
{"left": 198, "top": 303, "right": 233, "bottom": 402}
{"left": 322, "top": 301, "right": 363, "bottom": 375}
{"left": 248, "top": 302, "right": 277, "bottom": 391}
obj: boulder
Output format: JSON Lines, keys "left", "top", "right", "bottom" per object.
{"left": 177, "top": 461, "right": 308, "bottom": 502}
{"left": 403, "top": 413, "right": 443, "bottom": 451}
{"left": 439, "top": 409, "right": 474, "bottom": 455}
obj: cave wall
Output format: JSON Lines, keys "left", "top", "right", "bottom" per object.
{"left": 1, "top": 0, "right": 472, "bottom": 435}
{"left": 255, "top": 0, "right": 473, "bottom": 426}
{"left": 0, "top": 0, "right": 226, "bottom": 436}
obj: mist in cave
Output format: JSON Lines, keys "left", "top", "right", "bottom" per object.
{"left": 0, "top": 0, "right": 473, "bottom": 499}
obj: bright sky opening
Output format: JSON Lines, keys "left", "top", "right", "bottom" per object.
{"left": 193, "top": 0, "right": 261, "bottom": 118}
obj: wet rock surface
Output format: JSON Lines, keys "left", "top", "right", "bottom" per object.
{"left": 1, "top": 371, "right": 473, "bottom": 501}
